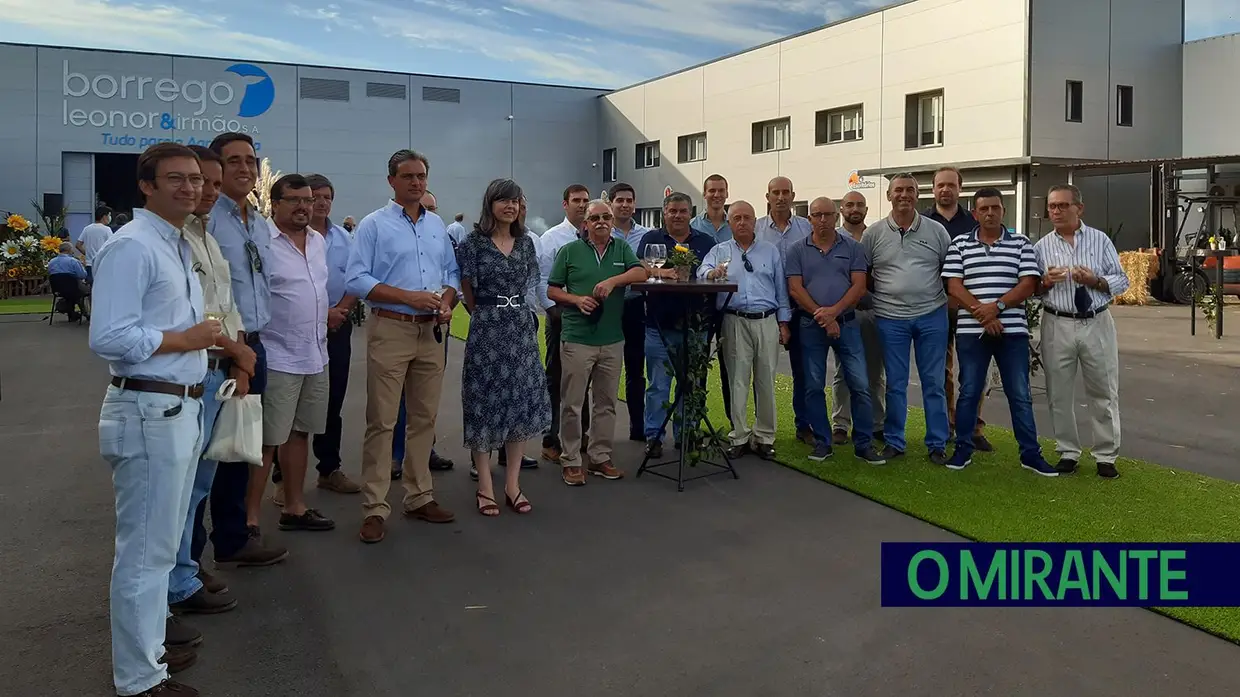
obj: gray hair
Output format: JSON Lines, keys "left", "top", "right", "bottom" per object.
{"left": 586, "top": 198, "right": 611, "bottom": 211}
{"left": 58, "top": 242, "right": 74, "bottom": 254}
{"left": 888, "top": 172, "right": 919, "bottom": 190}
{"left": 387, "top": 149, "right": 430, "bottom": 177}
{"left": 663, "top": 191, "right": 693, "bottom": 209}
{"left": 1047, "top": 183, "right": 1083, "bottom": 205}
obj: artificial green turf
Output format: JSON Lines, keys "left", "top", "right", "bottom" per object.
{"left": 0, "top": 296, "right": 51, "bottom": 315}
{"left": 448, "top": 311, "right": 1240, "bottom": 644}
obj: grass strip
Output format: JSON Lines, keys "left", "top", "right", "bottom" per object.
{"left": 0, "top": 296, "right": 51, "bottom": 315}
{"left": 448, "top": 311, "right": 1240, "bottom": 644}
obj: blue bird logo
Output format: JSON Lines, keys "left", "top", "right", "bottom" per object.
{"left": 226, "top": 63, "right": 274, "bottom": 118}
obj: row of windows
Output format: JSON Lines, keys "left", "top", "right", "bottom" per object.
{"left": 602, "top": 89, "right": 944, "bottom": 180}
{"left": 297, "top": 77, "right": 461, "bottom": 104}
{"left": 1065, "top": 81, "right": 1134, "bottom": 127}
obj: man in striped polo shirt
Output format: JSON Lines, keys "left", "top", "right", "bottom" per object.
{"left": 941, "top": 188, "right": 1056, "bottom": 476}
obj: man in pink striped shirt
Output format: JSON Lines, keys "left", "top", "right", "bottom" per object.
{"left": 260, "top": 174, "right": 335, "bottom": 532}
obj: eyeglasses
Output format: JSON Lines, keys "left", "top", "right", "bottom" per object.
{"left": 809, "top": 211, "right": 838, "bottom": 219}
{"left": 278, "top": 196, "right": 316, "bottom": 206}
{"left": 587, "top": 213, "right": 614, "bottom": 223}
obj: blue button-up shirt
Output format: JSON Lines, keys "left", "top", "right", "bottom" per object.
{"left": 48, "top": 253, "right": 87, "bottom": 279}
{"left": 691, "top": 212, "right": 733, "bottom": 243}
{"left": 321, "top": 219, "right": 353, "bottom": 307}
{"left": 697, "top": 239, "right": 791, "bottom": 322}
{"left": 209, "top": 195, "right": 271, "bottom": 333}
{"left": 89, "top": 208, "right": 207, "bottom": 385}
{"left": 755, "top": 214, "right": 812, "bottom": 260}
{"left": 345, "top": 201, "right": 461, "bottom": 316}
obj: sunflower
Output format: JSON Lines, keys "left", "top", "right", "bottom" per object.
{"left": 5, "top": 214, "right": 30, "bottom": 232}
{"left": 674, "top": 244, "right": 689, "bottom": 253}
{"left": 6, "top": 268, "right": 17, "bottom": 278}
{"left": 39, "top": 235, "right": 61, "bottom": 253}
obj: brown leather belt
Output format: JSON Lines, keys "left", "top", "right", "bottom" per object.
{"left": 375, "top": 308, "right": 436, "bottom": 323}
{"left": 111, "top": 376, "right": 205, "bottom": 399}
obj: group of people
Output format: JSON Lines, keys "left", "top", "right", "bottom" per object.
{"left": 86, "top": 137, "right": 1127, "bottom": 696}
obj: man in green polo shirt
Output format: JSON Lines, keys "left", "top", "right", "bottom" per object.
{"left": 548, "top": 198, "right": 649, "bottom": 486}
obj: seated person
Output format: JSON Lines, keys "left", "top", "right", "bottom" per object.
{"left": 47, "top": 242, "right": 91, "bottom": 319}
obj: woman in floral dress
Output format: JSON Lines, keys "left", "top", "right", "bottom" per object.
{"left": 459, "top": 178, "right": 550, "bottom": 516}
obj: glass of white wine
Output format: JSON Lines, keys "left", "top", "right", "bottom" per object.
{"left": 714, "top": 246, "right": 731, "bottom": 281}
{"left": 646, "top": 244, "right": 667, "bottom": 283}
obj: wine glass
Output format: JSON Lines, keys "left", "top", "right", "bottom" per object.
{"left": 646, "top": 244, "right": 666, "bottom": 283}
{"left": 714, "top": 246, "right": 731, "bottom": 281}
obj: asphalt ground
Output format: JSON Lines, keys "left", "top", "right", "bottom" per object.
{"left": 2, "top": 306, "right": 1239, "bottom": 696}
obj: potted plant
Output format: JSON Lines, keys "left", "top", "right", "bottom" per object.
{"left": 665, "top": 243, "right": 698, "bottom": 282}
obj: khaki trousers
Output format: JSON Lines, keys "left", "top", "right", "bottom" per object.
{"left": 360, "top": 316, "right": 446, "bottom": 518}
{"left": 722, "top": 314, "right": 779, "bottom": 446}
{"left": 1041, "top": 310, "right": 1121, "bottom": 463}
{"left": 559, "top": 341, "right": 623, "bottom": 468}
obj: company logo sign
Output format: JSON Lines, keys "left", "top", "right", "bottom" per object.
{"left": 60, "top": 59, "right": 273, "bottom": 141}
{"left": 847, "top": 170, "right": 876, "bottom": 190}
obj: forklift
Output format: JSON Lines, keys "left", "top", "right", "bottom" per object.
{"left": 1151, "top": 161, "right": 1240, "bottom": 304}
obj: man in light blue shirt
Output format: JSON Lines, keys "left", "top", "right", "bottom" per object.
{"left": 346, "top": 148, "right": 461, "bottom": 544}
{"left": 754, "top": 176, "right": 814, "bottom": 443}
{"left": 203, "top": 132, "right": 286, "bottom": 571}
{"left": 698, "top": 200, "right": 790, "bottom": 459}
{"left": 89, "top": 142, "right": 222, "bottom": 697}
{"left": 48, "top": 242, "right": 91, "bottom": 319}
{"left": 690, "top": 173, "right": 733, "bottom": 243}
{"left": 608, "top": 182, "right": 651, "bottom": 440}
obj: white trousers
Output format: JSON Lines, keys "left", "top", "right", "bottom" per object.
{"left": 1040, "top": 311, "right": 1121, "bottom": 463}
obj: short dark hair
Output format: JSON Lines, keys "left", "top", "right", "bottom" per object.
{"left": 608, "top": 183, "right": 635, "bottom": 200}
{"left": 663, "top": 192, "right": 692, "bottom": 208}
{"left": 704, "top": 173, "right": 728, "bottom": 188}
{"left": 137, "top": 143, "right": 200, "bottom": 185}
{"left": 388, "top": 149, "right": 430, "bottom": 177}
{"left": 973, "top": 187, "right": 1004, "bottom": 206}
{"left": 304, "top": 173, "right": 333, "bottom": 195}
{"left": 475, "top": 178, "right": 526, "bottom": 238}
{"left": 270, "top": 174, "right": 310, "bottom": 203}
{"left": 188, "top": 144, "right": 221, "bottom": 165}
{"left": 207, "top": 131, "right": 255, "bottom": 157}
{"left": 563, "top": 184, "right": 589, "bottom": 202}
{"left": 94, "top": 205, "right": 113, "bottom": 222}
{"left": 454, "top": 213, "right": 464, "bottom": 222}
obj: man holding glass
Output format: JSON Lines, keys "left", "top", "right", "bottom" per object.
{"left": 698, "top": 201, "right": 789, "bottom": 459}
{"left": 1033, "top": 184, "right": 1128, "bottom": 478}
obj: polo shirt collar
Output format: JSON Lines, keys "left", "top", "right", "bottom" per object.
{"left": 804, "top": 230, "right": 846, "bottom": 252}
{"left": 967, "top": 225, "right": 1014, "bottom": 243}
{"left": 886, "top": 212, "right": 923, "bottom": 234}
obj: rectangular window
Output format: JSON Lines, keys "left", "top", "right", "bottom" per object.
{"left": 678, "top": 132, "right": 707, "bottom": 163}
{"left": 602, "top": 148, "right": 617, "bottom": 183}
{"left": 1116, "top": 85, "right": 1134, "bottom": 127}
{"left": 635, "top": 141, "right": 660, "bottom": 170}
{"left": 752, "top": 118, "right": 790, "bottom": 154}
{"left": 1065, "top": 80, "right": 1083, "bottom": 122}
{"left": 637, "top": 208, "right": 663, "bottom": 229}
{"left": 905, "top": 90, "right": 944, "bottom": 149}
{"left": 815, "top": 104, "right": 864, "bottom": 145}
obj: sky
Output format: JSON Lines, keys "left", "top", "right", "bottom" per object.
{"left": 0, "top": 0, "right": 1236, "bottom": 89}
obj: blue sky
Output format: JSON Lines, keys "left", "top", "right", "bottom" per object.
{"left": 0, "top": 0, "right": 1236, "bottom": 88}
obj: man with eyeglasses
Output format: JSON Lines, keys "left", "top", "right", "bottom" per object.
{"left": 755, "top": 176, "right": 814, "bottom": 445}
{"left": 205, "top": 132, "right": 288, "bottom": 569}
{"left": 698, "top": 200, "right": 789, "bottom": 460}
{"left": 547, "top": 199, "right": 648, "bottom": 485}
{"left": 347, "top": 149, "right": 460, "bottom": 544}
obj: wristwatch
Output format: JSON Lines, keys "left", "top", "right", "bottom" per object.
{"left": 996, "top": 300, "right": 1008, "bottom": 312}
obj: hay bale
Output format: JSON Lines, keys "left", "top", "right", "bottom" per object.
{"left": 1115, "top": 251, "right": 1153, "bottom": 305}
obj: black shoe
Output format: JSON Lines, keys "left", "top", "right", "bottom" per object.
{"left": 1022, "top": 458, "right": 1059, "bottom": 477}
{"left": 878, "top": 445, "right": 905, "bottom": 460}
{"left": 164, "top": 615, "right": 202, "bottom": 648}
{"left": 215, "top": 527, "right": 288, "bottom": 567}
{"left": 170, "top": 587, "right": 238, "bottom": 615}
{"left": 391, "top": 466, "right": 403, "bottom": 481}
{"left": 130, "top": 678, "right": 199, "bottom": 695}
{"left": 1055, "top": 457, "right": 1079, "bottom": 474}
{"left": 521, "top": 455, "right": 538, "bottom": 469}
{"left": 645, "top": 439, "right": 663, "bottom": 459}
{"left": 856, "top": 446, "right": 886, "bottom": 465}
{"left": 751, "top": 443, "right": 776, "bottom": 460}
{"left": 629, "top": 431, "right": 646, "bottom": 442}
{"left": 159, "top": 646, "right": 198, "bottom": 675}
{"left": 973, "top": 434, "right": 994, "bottom": 452}
{"left": 429, "top": 451, "right": 454, "bottom": 471}
{"left": 808, "top": 443, "right": 833, "bottom": 461}
{"left": 928, "top": 450, "right": 949, "bottom": 466}
{"left": 1096, "top": 461, "right": 1119, "bottom": 479}
{"left": 945, "top": 449, "right": 971, "bottom": 470}
{"left": 872, "top": 430, "right": 885, "bottom": 442}
{"left": 279, "top": 508, "right": 336, "bottom": 532}
{"left": 724, "top": 444, "right": 747, "bottom": 459}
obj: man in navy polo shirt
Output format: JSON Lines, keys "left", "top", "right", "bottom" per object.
{"left": 924, "top": 165, "right": 994, "bottom": 451}
{"left": 634, "top": 192, "right": 717, "bottom": 459}
{"left": 788, "top": 197, "right": 886, "bottom": 464}
{"left": 942, "top": 188, "right": 1055, "bottom": 476}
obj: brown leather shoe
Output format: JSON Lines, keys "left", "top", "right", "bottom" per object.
{"left": 160, "top": 645, "right": 197, "bottom": 674}
{"left": 359, "top": 515, "right": 386, "bottom": 544}
{"left": 405, "top": 500, "right": 456, "bottom": 523}
{"left": 124, "top": 678, "right": 199, "bottom": 696}
{"left": 831, "top": 429, "right": 849, "bottom": 446}
{"left": 587, "top": 461, "right": 623, "bottom": 480}
{"left": 562, "top": 466, "right": 586, "bottom": 486}
{"left": 541, "top": 445, "right": 562, "bottom": 463}
{"left": 318, "top": 470, "right": 362, "bottom": 493}
{"left": 164, "top": 616, "right": 202, "bottom": 648}
{"left": 196, "top": 568, "right": 227, "bottom": 595}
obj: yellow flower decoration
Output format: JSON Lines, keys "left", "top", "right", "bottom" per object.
{"left": 5, "top": 214, "right": 30, "bottom": 231}
{"left": 6, "top": 268, "right": 16, "bottom": 278}
{"left": 39, "top": 235, "right": 61, "bottom": 253}
{"left": 674, "top": 244, "right": 689, "bottom": 253}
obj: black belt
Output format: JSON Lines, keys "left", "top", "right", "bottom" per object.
{"left": 206, "top": 355, "right": 231, "bottom": 372}
{"left": 244, "top": 331, "right": 261, "bottom": 343}
{"left": 1045, "top": 305, "right": 1109, "bottom": 320}
{"left": 474, "top": 295, "right": 524, "bottom": 307}
{"left": 725, "top": 308, "right": 777, "bottom": 320}
{"left": 111, "top": 376, "right": 205, "bottom": 399}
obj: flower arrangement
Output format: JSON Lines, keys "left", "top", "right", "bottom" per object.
{"left": 0, "top": 215, "right": 61, "bottom": 280}
{"left": 666, "top": 243, "right": 699, "bottom": 281}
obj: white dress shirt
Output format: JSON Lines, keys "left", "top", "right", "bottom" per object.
{"left": 535, "top": 217, "right": 584, "bottom": 309}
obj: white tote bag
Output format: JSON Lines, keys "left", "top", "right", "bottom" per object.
{"left": 203, "top": 379, "right": 264, "bottom": 466}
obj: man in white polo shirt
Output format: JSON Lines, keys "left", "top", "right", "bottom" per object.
{"left": 76, "top": 205, "right": 114, "bottom": 284}
{"left": 941, "top": 188, "right": 1055, "bottom": 476}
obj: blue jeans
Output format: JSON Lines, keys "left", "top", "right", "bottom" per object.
{"left": 955, "top": 333, "right": 1041, "bottom": 462}
{"left": 799, "top": 316, "right": 874, "bottom": 452}
{"left": 99, "top": 384, "right": 203, "bottom": 695}
{"left": 210, "top": 336, "right": 266, "bottom": 560}
{"left": 643, "top": 326, "right": 705, "bottom": 441}
{"left": 393, "top": 392, "right": 407, "bottom": 464}
{"left": 786, "top": 310, "right": 810, "bottom": 432}
{"left": 875, "top": 305, "right": 950, "bottom": 452}
{"left": 167, "top": 366, "right": 228, "bottom": 604}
